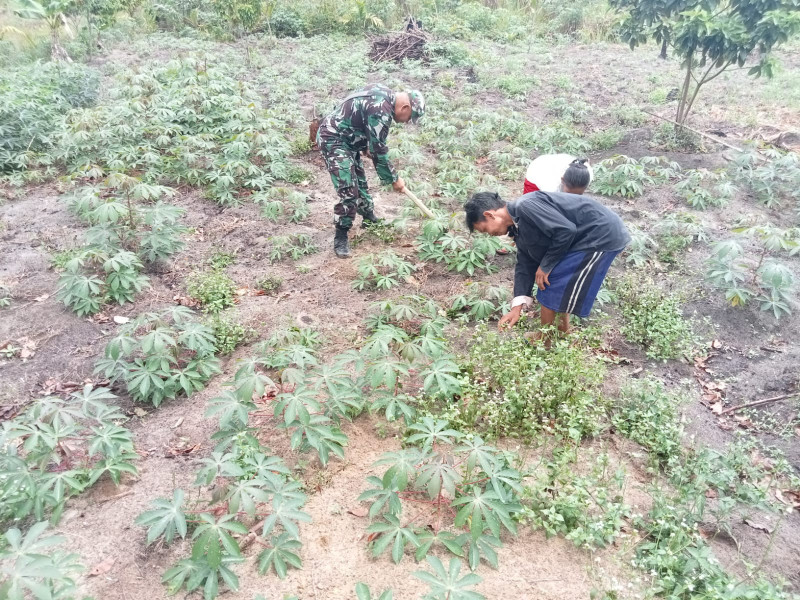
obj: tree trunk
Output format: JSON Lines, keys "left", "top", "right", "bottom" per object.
{"left": 675, "top": 62, "right": 693, "bottom": 128}
{"left": 659, "top": 37, "right": 668, "bottom": 60}
{"left": 50, "top": 27, "right": 72, "bottom": 62}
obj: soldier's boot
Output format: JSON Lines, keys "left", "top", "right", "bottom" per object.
{"left": 361, "top": 209, "right": 383, "bottom": 227}
{"left": 334, "top": 226, "right": 350, "bottom": 258}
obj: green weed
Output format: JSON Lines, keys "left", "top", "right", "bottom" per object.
{"left": 210, "top": 315, "right": 251, "bottom": 355}
{"left": 453, "top": 326, "right": 607, "bottom": 441}
{"left": 187, "top": 269, "right": 237, "bottom": 314}
{"left": 617, "top": 277, "right": 700, "bottom": 361}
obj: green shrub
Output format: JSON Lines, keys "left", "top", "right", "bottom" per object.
{"left": 612, "top": 379, "right": 684, "bottom": 464}
{"left": 611, "top": 104, "right": 647, "bottom": 127}
{"left": 95, "top": 307, "right": 221, "bottom": 406}
{"left": 589, "top": 127, "right": 623, "bottom": 150}
{"left": 210, "top": 315, "right": 250, "bottom": 355}
{"left": 617, "top": 278, "right": 699, "bottom": 361}
{"left": 456, "top": 327, "right": 607, "bottom": 441}
{"left": 208, "top": 250, "right": 236, "bottom": 269}
{"left": 425, "top": 40, "right": 474, "bottom": 67}
{"left": 270, "top": 7, "right": 305, "bottom": 37}
{"left": 187, "top": 269, "right": 237, "bottom": 313}
{"left": 522, "top": 450, "right": 630, "bottom": 548}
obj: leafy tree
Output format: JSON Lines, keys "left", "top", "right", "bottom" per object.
{"left": 610, "top": 0, "right": 800, "bottom": 125}
{"left": 13, "top": 0, "right": 74, "bottom": 61}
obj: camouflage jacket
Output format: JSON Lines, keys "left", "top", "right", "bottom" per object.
{"left": 319, "top": 84, "right": 398, "bottom": 184}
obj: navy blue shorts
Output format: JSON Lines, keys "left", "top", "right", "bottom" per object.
{"left": 537, "top": 250, "right": 621, "bottom": 318}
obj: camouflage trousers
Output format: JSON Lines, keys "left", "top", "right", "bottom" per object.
{"left": 317, "top": 131, "right": 373, "bottom": 230}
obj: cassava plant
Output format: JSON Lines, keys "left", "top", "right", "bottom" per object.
{"left": 359, "top": 418, "right": 523, "bottom": 571}
{"left": 94, "top": 306, "right": 222, "bottom": 407}
{"left": 58, "top": 177, "right": 186, "bottom": 315}
{"left": 448, "top": 283, "right": 510, "bottom": 322}
{"left": 0, "top": 522, "right": 85, "bottom": 599}
{"left": 416, "top": 218, "right": 509, "bottom": 277}
{"left": 53, "top": 57, "right": 293, "bottom": 205}
{"left": 0, "top": 385, "right": 137, "bottom": 524}
{"left": 353, "top": 250, "right": 416, "bottom": 291}
{"left": 705, "top": 224, "right": 798, "bottom": 318}
{"left": 593, "top": 155, "right": 681, "bottom": 198}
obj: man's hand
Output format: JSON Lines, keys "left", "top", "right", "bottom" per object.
{"left": 392, "top": 177, "right": 406, "bottom": 193}
{"left": 535, "top": 267, "right": 551, "bottom": 291}
{"left": 498, "top": 305, "right": 522, "bottom": 331}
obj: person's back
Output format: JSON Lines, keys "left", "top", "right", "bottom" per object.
{"left": 524, "top": 154, "right": 594, "bottom": 195}
{"left": 321, "top": 85, "right": 395, "bottom": 151}
{"left": 510, "top": 191, "right": 630, "bottom": 269}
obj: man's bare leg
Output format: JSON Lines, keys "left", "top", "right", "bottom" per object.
{"left": 525, "top": 306, "right": 565, "bottom": 346}
{"left": 558, "top": 313, "right": 570, "bottom": 334}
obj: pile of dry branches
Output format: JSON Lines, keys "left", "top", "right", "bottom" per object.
{"left": 368, "top": 30, "right": 430, "bottom": 63}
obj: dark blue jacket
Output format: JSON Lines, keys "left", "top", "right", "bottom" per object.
{"left": 508, "top": 191, "right": 630, "bottom": 297}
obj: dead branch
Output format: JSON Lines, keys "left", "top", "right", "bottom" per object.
{"left": 641, "top": 109, "right": 764, "bottom": 159}
{"left": 720, "top": 393, "right": 798, "bottom": 415}
{"left": 369, "top": 30, "right": 430, "bottom": 63}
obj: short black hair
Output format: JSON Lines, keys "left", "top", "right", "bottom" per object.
{"left": 464, "top": 191, "right": 506, "bottom": 232}
{"left": 563, "top": 158, "right": 591, "bottom": 190}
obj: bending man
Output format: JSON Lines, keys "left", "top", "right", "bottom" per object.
{"left": 317, "top": 85, "right": 425, "bottom": 258}
{"left": 464, "top": 190, "right": 630, "bottom": 339}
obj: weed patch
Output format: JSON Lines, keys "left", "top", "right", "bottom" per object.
{"left": 618, "top": 277, "right": 700, "bottom": 361}
{"left": 187, "top": 269, "right": 237, "bottom": 314}
{"left": 450, "top": 327, "right": 607, "bottom": 441}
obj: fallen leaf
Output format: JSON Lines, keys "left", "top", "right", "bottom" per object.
{"left": 711, "top": 339, "right": 722, "bottom": 349}
{"left": 34, "top": 294, "right": 49, "bottom": 302}
{"left": 171, "top": 417, "right": 184, "bottom": 429}
{"left": 347, "top": 507, "right": 369, "bottom": 518}
{"left": 711, "top": 403, "right": 723, "bottom": 415}
{"left": 134, "top": 407, "right": 147, "bottom": 418}
{"left": 235, "top": 288, "right": 249, "bottom": 296}
{"left": 88, "top": 556, "right": 115, "bottom": 577}
{"left": 113, "top": 316, "right": 130, "bottom": 324}
{"left": 705, "top": 488, "right": 718, "bottom": 499}
{"left": 744, "top": 519, "right": 773, "bottom": 534}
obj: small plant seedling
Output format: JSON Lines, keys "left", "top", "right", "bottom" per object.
{"left": 353, "top": 250, "right": 415, "bottom": 291}
{"left": 187, "top": 269, "right": 237, "bottom": 313}
{"left": 256, "top": 275, "right": 283, "bottom": 295}
{"left": 270, "top": 234, "right": 317, "bottom": 262}
{"left": 208, "top": 250, "right": 236, "bottom": 269}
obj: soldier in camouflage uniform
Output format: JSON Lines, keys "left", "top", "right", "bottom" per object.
{"left": 317, "top": 85, "right": 425, "bottom": 257}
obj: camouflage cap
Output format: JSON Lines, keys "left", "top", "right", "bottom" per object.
{"left": 408, "top": 90, "right": 425, "bottom": 123}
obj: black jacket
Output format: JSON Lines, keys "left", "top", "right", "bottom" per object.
{"left": 507, "top": 191, "right": 631, "bottom": 297}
